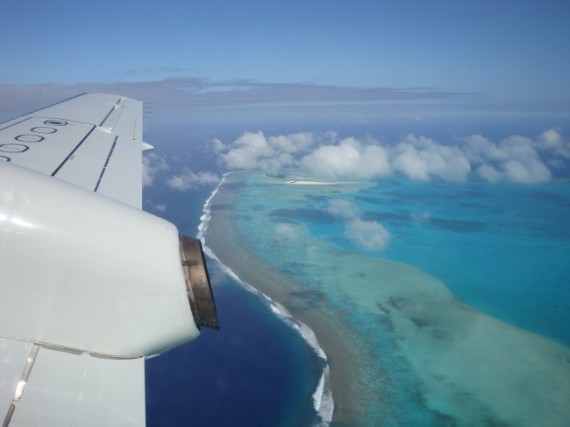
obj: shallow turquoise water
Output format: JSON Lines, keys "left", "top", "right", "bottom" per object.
{"left": 311, "top": 179, "right": 570, "bottom": 346}
{"left": 229, "top": 171, "right": 570, "bottom": 426}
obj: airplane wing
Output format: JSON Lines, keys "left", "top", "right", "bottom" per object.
{"left": 0, "top": 93, "right": 218, "bottom": 426}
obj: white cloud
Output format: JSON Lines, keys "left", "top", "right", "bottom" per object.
{"left": 462, "top": 133, "right": 554, "bottom": 184}
{"left": 503, "top": 159, "right": 551, "bottom": 184}
{"left": 392, "top": 135, "right": 471, "bottom": 182}
{"left": 270, "top": 133, "right": 315, "bottom": 153}
{"left": 476, "top": 164, "right": 502, "bottom": 183}
{"left": 302, "top": 133, "right": 470, "bottom": 182}
{"left": 463, "top": 134, "right": 508, "bottom": 163}
{"left": 144, "top": 200, "right": 168, "bottom": 213}
{"left": 217, "top": 131, "right": 319, "bottom": 175}
{"left": 215, "top": 128, "right": 567, "bottom": 185}
{"left": 301, "top": 137, "right": 391, "bottom": 180}
{"left": 166, "top": 169, "right": 220, "bottom": 190}
{"left": 221, "top": 131, "right": 273, "bottom": 170}
{"left": 142, "top": 153, "right": 170, "bottom": 187}
{"left": 537, "top": 129, "right": 570, "bottom": 159}
{"left": 326, "top": 199, "right": 360, "bottom": 220}
{"left": 538, "top": 129, "right": 562, "bottom": 150}
{"left": 346, "top": 218, "right": 391, "bottom": 251}
{"left": 142, "top": 153, "right": 219, "bottom": 190}
{"left": 325, "top": 199, "right": 391, "bottom": 250}
{"left": 211, "top": 138, "right": 226, "bottom": 154}
{"left": 219, "top": 131, "right": 381, "bottom": 178}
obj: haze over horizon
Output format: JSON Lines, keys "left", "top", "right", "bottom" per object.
{"left": 1, "top": 0, "right": 569, "bottom": 122}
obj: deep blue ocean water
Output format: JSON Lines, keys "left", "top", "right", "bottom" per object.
{"left": 146, "top": 267, "right": 323, "bottom": 427}
{"left": 144, "top": 182, "right": 325, "bottom": 427}
{"left": 142, "top": 126, "right": 325, "bottom": 427}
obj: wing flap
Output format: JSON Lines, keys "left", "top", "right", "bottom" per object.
{"left": 93, "top": 133, "right": 143, "bottom": 208}
{"left": 52, "top": 129, "right": 116, "bottom": 192}
{"left": 6, "top": 345, "right": 145, "bottom": 427}
{"left": 0, "top": 338, "right": 35, "bottom": 424}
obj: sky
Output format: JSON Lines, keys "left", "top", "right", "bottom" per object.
{"left": 1, "top": 0, "right": 570, "bottom": 119}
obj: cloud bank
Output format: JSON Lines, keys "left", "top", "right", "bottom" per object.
{"left": 215, "top": 129, "right": 569, "bottom": 184}
{"left": 0, "top": 78, "right": 473, "bottom": 120}
{"left": 215, "top": 131, "right": 331, "bottom": 175}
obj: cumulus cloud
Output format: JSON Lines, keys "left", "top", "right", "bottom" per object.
{"left": 346, "top": 218, "right": 391, "bottom": 251}
{"left": 476, "top": 164, "right": 502, "bottom": 183}
{"left": 216, "top": 131, "right": 320, "bottom": 175}
{"left": 143, "top": 200, "right": 168, "bottom": 213}
{"left": 392, "top": 134, "right": 471, "bottom": 182}
{"left": 166, "top": 169, "right": 220, "bottom": 190}
{"left": 211, "top": 138, "right": 226, "bottom": 154}
{"left": 326, "top": 199, "right": 360, "bottom": 220}
{"left": 326, "top": 199, "right": 391, "bottom": 250}
{"left": 462, "top": 134, "right": 552, "bottom": 184}
{"left": 215, "top": 128, "right": 567, "bottom": 185}
{"left": 143, "top": 153, "right": 170, "bottom": 187}
{"left": 143, "top": 153, "right": 219, "bottom": 190}
{"left": 221, "top": 131, "right": 273, "bottom": 170}
{"left": 537, "top": 129, "right": 570, "bottom": 159}
{"left": 301, "top": 138, "right": 391, "bottom": 180}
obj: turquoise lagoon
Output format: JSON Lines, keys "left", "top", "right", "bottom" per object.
{"left": 206, "top": 171, "right": 570, "bottom": 426}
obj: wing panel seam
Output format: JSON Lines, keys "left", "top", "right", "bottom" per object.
{"left": 51, "top": 125, "right": 97, "bottom": 177}
{"left": 94, "top": 135, "right": 119, "bottom": 192}
{"left": 98, "top": 97, "right": 122, "bottom": 128}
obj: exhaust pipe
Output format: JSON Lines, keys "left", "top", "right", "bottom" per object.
{"left": 179, "top": 235, "right": 220, "bottom": 330}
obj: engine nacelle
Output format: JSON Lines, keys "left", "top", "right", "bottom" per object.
{"left": 0, "top": 163, "right": 217, "bottom": 358}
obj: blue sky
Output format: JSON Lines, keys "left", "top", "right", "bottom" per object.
{"left": 1, "top": 0, "right": 569, "bottom": 116}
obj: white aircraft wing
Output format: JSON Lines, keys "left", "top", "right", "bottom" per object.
{"left": 0, "top": 93, "right": 218, "bottom": 426}
{"left": 0, "top": 93, "right": 144, "bottom": 208}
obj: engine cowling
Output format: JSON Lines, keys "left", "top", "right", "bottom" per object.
{"left": 0, "top": 163, "right": 218, "bottom": 358}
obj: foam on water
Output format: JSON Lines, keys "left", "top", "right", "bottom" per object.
{"left": 197, "top": 173, "right": 226, "bottom": 241}
{"left": 266, "top": 302, "right": 333, "bottom": 425}
{"left": 312, "top": 366, "right": 334, "bottom": 426}
{"left": 198, "top": 178, "right": 334, "bottom": 426}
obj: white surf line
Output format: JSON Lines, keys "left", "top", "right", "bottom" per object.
{"left": 197, "top": 175, "right": 334, "bottom": 426}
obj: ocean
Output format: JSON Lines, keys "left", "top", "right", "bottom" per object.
{"left": 145, "top": 116, "right": 570, "bottom": 426}
{"left": 204, "top": 171, "right": 570, "bottom": 426}
{"left": 143, "top": 127, "right": 328, "bottom": 427}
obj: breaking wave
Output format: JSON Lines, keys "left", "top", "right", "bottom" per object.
{"left": 197, "top": 176, "right": 334, "bottom": 426}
